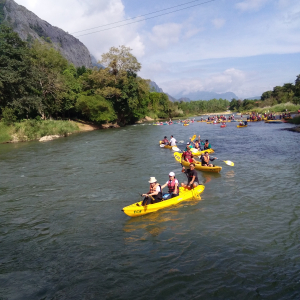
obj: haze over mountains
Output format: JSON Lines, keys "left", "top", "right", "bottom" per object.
{"left": 150, "top": 81, "right": 238, "bottom": 101}
{"left": 1, "top": 0, "right": 239, "bottom": 101}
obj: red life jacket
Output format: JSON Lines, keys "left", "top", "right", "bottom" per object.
{"left": 167, "top": 179, "right": 177, "bottom": 193}
{"left": 183, "top": 151, "right": 193, "bottom": 162}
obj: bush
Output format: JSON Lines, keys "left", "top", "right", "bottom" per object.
{"left": 2, "top": 107, "right": 17, "bottom": 125}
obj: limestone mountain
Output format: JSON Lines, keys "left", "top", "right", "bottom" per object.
{"left": 0, "top": 0, "right": 92, "bottom": 68}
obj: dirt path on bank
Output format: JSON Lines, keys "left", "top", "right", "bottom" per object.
{"left": 74, "top": 121, "right": 101, "bottom": 131}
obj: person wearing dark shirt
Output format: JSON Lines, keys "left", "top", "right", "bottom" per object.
{"left": 181, "top": 163, "right": 199, "bottom": 190}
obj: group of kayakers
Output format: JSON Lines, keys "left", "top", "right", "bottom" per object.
{"left": 139, "top": 135, "right": 216, "bottom": 206}
{"left": 161, "top": 135, "right": 177, "bottom": 146}
{"left": 139, "top": 166, "right": 199, "bottom": 206}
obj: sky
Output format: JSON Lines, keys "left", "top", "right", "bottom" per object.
{"left": 14, "top": 0, "right": 300, "bottom": 99}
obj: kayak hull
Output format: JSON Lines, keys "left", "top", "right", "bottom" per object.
{"left": 265, "top": 120, "right": 283, "bottom": 123}
{"left": 180, "top": 158, "right": 222, "bottom": 173}
{"left": 122, "top": 185, "right": 205, "bottom": 217}
{"left": 237, "top": 125, "right": 248, "bottom": 128}
{"left": 191, "top": 148, "right": 215, "bottom": 156}
{"left": 159, "top": 141, "right": 173, "bottom": 149}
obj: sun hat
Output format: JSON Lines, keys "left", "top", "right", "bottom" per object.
{"left": 169, "top": 172, "right": 175, "bottom": 177}
{"left": 148, "top": 177, "right": 157, "bottom": 183}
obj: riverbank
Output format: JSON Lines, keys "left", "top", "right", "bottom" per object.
{"left": 0, "top": 120, "right": 102, "bottom": 144}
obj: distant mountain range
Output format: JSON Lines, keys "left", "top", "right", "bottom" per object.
{"left": 150, "top": 81, "right": 239, "bottom": 102}
{"left": 174, "top": 91, "right": 238, "bottom": 101}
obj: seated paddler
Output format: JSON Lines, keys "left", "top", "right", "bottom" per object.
{"left": 162, "top": 136, "right": 169, "bottom": 145}
{"left": 200, "top": 151, "right": 217, "bottom": 167}
{"left": 138, "top": 177, "right": 162, "bottom": 206}
{"left": 161, "top": 172, "right": 179, "bottom": 200}
{"left": 181, "top": 163, "right": 199, "bottom": 190}
{"left": 182, "top": 146, "right": 196, "bottom": 163}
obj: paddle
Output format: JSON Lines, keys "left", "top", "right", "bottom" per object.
{"left": 216, "top": 159, "right": 234, "bottom": 166}
{"left": 160, "top": 144, "right": 166, "bottom": 148}
{"left": 190, "top": 134, "right": 196, "bottom": 142}
{"left": 174, "top": 152, "right": 183, "bottom": 164}
{"left": 172, "top": 146, "right": 181, "bottom": 152}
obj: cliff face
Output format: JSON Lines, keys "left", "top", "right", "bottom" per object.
{"left": 0, "top": 0, "right": 93, "bottom": 68}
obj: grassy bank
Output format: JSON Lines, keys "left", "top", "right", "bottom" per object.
{"left": 288, "top": 115, "right": 300, "bottom": 125}
{"left": 0, "top": 120, "right": 79, "bottom": 143}
{"left": 241, "top": 102, "right": 300, "bottom": 114}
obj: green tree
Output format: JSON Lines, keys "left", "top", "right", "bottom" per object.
{"left": 75, "top": 94, "right": 116, "bottom": 123}
{"left": 0, "top": 25, "right": 35, "bottom": 116}
{"left": 29, "top": 41, "right": 69, "bottom": 119}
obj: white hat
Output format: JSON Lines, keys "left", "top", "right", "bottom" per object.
{"left": 148, "top": 177, "right": 157, "bottom": 183}
{"left": 169, "top": 172, "right": 175, "bottom": 177}
{"left": 187, "top": 142, "right": 190, "bottom": 145}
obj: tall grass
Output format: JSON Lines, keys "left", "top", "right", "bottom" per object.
{"left": 246, "top": 102, "right": 300, "bottom": 114}
{"left": 0, "top": 123, "right": 12, "bottom": 143}
{"left": 0, "top": 120, "right": 79, "bottom": 143}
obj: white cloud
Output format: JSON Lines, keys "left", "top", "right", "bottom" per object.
{"left": 236, "top": 0, "right": 269, "bottom": 12}
{"left": 159, "top": 68, "right": 254, "bottom": 98}
{"left": 14, "top": 0, "right": 145, "bottom": 59}
{"left": 212, "top": 18, "right": 226, "bottom": 29}
{"left": 149, "top": 23, "right": 182, "bottom": 49}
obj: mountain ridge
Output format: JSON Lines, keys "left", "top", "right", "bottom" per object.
{"left": 0, "top": 0, "right": 93, "bottom": 68}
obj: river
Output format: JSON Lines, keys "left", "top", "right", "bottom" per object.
{"left": 0, "top": 119, "right": 300, "bottom": 299}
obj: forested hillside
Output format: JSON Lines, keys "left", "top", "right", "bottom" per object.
{"left": 0, "top": 25, "right": 184, "bottom": 126}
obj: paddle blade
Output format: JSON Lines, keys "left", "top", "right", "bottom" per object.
{"left": 191, "top": 134, "right": 196, "bottom": 141}
{"left": 223, "top": 160, "right": 234, "bottom": 166}
{"left": 172, "top": 146, "right": 181, "bottom": 152}
{"left": 191, "top": 148, "right": 198, "bottom": 153}
{"left": 174, "top": 152, "right": 182, "bottom": 163}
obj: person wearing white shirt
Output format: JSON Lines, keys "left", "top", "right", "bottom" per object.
{"left": 169, "top": 135, "right": 177, "bottom": 146}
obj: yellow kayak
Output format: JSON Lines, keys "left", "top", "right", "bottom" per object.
{"left": 184, "top": 124, "right": 189, "bottom": 126}
{"left": 159, "top": 141, "right": 173, "bottom": 149}
{"left": 174, "top": 152, "right": 222, "bottom": 173}
{"left": 265, "top": 120, "right": 283, "bottom": 123}
{"left": 191, "top": 148, "right": 215, "bottom": 156}
{"left": 122, "top": 185, "right": 205, "bottom": 217}
{"left": 237, "top": 125, "right": 247, "bottom": 128}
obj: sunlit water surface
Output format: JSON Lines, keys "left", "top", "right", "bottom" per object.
{"left": 0, "top": 120, "right": 300, "bottom": 299}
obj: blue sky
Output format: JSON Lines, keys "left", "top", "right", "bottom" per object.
{"left": 15, "top": 0, "right": 300, "bottom": 99}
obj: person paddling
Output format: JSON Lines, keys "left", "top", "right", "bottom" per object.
{"left": 138, "top": 177, "right": 162, "bottom": 206}
{"left": 161, "top": 172, "right": 179, "bottom": 200}
{"left": 202, "top": 139, "right": 211, "bottom": 150}
{"left": 169, "top": 135, "right": 177, "bottom": 146}
{"left": 162, "top": 136, "right": 169, "bottom": 145}
{"left": 184, "top": 142, "right": 193, "bottom": 151}
{"left": 182, "top": 147, "right": 196, "bottom": 163}
{"left": 191, "top": 136, "right": 201, "bottom": 150}
{"left": 181, "top": 163, "right": 199, "bottom": 190}
{"left": 200, "top": 151, "right": 217, "bottom": 167}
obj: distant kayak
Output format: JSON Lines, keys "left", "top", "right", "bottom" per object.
{"left": 265, "top": 120, "right": 283, "bottom": 123}
{"left": 122, "top": 185, "right": 205, "bottom": 217}
{"left": 237, "top": 125, "right": 248, "bottom": 128}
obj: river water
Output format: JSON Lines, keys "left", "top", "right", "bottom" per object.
{"left": 0, "top": 119, "right": 300, "bottom": 299}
